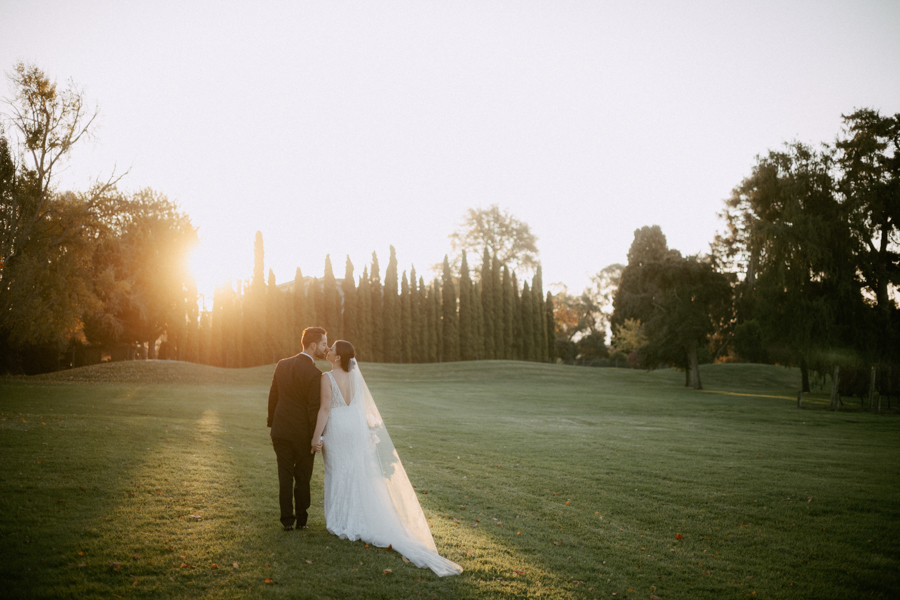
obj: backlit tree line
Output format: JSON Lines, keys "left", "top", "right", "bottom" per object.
{"left": 194, "top": 234, "right": 555, "bottom": 368}
{"left": 610, "top": 108, "right": 899, "bottom": 407}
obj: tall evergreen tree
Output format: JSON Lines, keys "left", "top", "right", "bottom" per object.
{"left": 492, "top": 254, "right": 503, "bottom": 358}
{"left": 511, "top": 273, "right": 522, "bottom": 359}
{"left": 480, "top": 248, "right": 495, "bottom": 359}
{"left": 441, "top": 256, "right": 460, "bottom": 362}
{"left": 458, "top": 251, "right": 475, "bottom": 360}
{"left": 357, "top": 267, "right": 371, "bottom": 361}
{"left": 323, "top": 255, "right": 341, "bottom": 339}
{"left": 244, "top": 232, "right": 267, "bottom": 365}
{"left": 400, "top": 271, "right": 412, "bottom": 362}
{"left": 521, "top": 281, "right": 535, "bottom": 360}
{"left": 342, "top": 257, "right": 357, "bottom": 344}
{"left": 432, "top": 279, "right": 443, "bottom": 362}
{"left": 311, "top": 277, "right": 323, "bottom": 330}
{"left": 369, "top": 252, "right": 383, "bottom": 362}
{"left": 473, "top": 279, "right": 485, "bottom": 360}
{"left": 501, "top": 266, "right": 514, "bottom": 359}
{"left": 410, "top": 267, "right": 422, "bottom": 362}
{"left": 383, "top": 246, "right": 401, "bottom": 362}
{"left": 293, "top": 267, "right": 307, "bottom": 352}
{"left": 266, "top": 268, "right": 280, "bottom": 363}
{"left": 532, "top": 267, "right": 548, "bottom": 361}
{"left": 420, "top": 276, "right": 434, "bottom": 362}
{"left": 210, "top": 286, "right": 224, "bottom": 367}
{"left": 198, "top": 311, "right": 212, "bottom": 365}
{"left": 545, "top": 291, "right": 557, "bottom": 361}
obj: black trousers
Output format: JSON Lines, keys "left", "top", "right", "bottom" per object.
{"left": 272, "top": 436, "right": 315, "bottom": 527}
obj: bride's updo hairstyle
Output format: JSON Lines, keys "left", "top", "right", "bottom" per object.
{"left": 334, "top": 340, "right": 356, "bottom": 372}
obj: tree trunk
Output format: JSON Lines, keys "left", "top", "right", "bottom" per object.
{"left": 688, "top": 345, "right": 702, "bottom": 390}
{"left": 148, "top": 338, "right": 157, "bottom": 360}
{"left": 800, "top": 357, "right": 810, "bottom": 393}
{"left": 868, "top": 366, "right": 877, "bottom": 411}
{"left": 829, "top": 365, "right": 840, "bottom": 411}
{"left": 684, "top": 365, "right": 692, "bottom": 387}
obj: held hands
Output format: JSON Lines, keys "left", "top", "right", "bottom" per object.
{"left": 311, "top": 438, "right": 324, "bottom": 454}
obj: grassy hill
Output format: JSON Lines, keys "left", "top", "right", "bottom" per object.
{"left": 1, "top": 360, "right": 897, "bottom": 599}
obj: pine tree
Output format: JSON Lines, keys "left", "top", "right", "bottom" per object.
{"left": 458, "top": 251, "right": 474, "bottom": 360}
{"left": 244, "top": 232, "right": 268, "bottom": 365}
{"left": 369, "top": 252, "right": 383, "bottom": 362}
{"left": 480, "top": 248, "right": 495, "bottom": 359}
{"left": 410, "top": 267, "right": 422, "bottom": 362}
{"left": 400, "top": 271, "right": 412, "bottom": 362}
{"left": 473, "top": 279, "right": 484, "bottom": 360}
{"left": 357, "top": 267, "right": 371, "bottom": 360}
{"left": 441, "top": 255, "right": 459, "bottom": 362}
{"left": 383, "top": 246, "right": 401, "bottom": 362}
{"left": 293, "top": 268, "right": 306, "bottom": 352}
{"left": 323, "top": 255, "right": 341, "bottom": 339}
{"left": 501, "top": 266, "right": 513, "bottom": 359}
{"left": 420, "top": 277, "right": 433, "bottom": 362}
{"left": 198, "top": 311, "right": 212, "bottom": 365}
{"left": 521, "top": 281, "right": 535, "bottom": 360}
{"left": 210, "top": 286, "right": 224, "bottom": 366}
{"left": 546, "top": 291, "right": 557, "bottom": 361}
{"left": 342, "top": 257, "right": 356, "bottom": 344}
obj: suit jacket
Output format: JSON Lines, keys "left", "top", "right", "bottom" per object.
{"left": 268, "top": 353, "right": 322, "bottom": 442}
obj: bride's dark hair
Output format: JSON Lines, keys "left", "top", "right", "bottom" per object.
{"left": 334, "top": 340, "right": 356, "bottom": 372}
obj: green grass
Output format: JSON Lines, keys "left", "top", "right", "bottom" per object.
{"left": 1, "top": 360, "right": 898, "bottom": 599}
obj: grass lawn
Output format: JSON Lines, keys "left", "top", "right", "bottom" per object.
{"left": 0, "top": 360, "right": 898, "bottom": 599}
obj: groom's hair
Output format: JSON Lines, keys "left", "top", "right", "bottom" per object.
{"left": 301, "top": 327, "right": 327, "bottom": 348}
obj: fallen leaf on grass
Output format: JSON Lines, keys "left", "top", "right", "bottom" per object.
{"left": 211, "top": 564, "right": 218, "bottom": 569}
{"left": 402, "top": 557, "right": 410, "bottom": 563}
{"left": 108, "top": 562, "right": 122, "bottom": 572}
{"left": 496, "top": 522, "right": 502, "bottom": 527}
{"left": 651, "top": 595, "right": 661, "bottom": 600}
{"left": 573, "top": 580, "right": 584, "bottom": 585}
{"left": 675, "top": 533, "right": 684, "bottom": 540}
{"left": 133, "top": 553, "right": 140, "bottom": 559}
{"left": 383, "top": 569, "right": 392, "bottom": 575}
{"left": 305, "top": 560, "right": 312, "bottom": 564}
{"left": 77, "top": 552, "right": 84, "bottom": 556}
{"left": 552, "top": 541, "right": 562, "bottom": 546}
{"left": 264, "top": 577, "right": 274, "bottom": 584}
{"left": 514, "top": 569, "right": 525, "bottom": 575}
{"left": 232, "top": 562, "right": 239, "bottom": 569}
{"left": 179, "top": 563, "right": 194, "bottom": 569}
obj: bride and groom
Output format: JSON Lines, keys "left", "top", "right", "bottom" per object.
{"left": 267, "top": 327, "right": 462, "bottom": 577}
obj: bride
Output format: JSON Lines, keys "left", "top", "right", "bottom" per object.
{"left": 310, "top": 340, "right": 462, "bottom": 577}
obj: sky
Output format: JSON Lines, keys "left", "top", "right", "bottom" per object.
{"left": 2, "top": 0, "right": 899, "bottom": 304}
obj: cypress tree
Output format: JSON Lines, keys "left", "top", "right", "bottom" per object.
{"left": 342, "top": 257, "right": 356, "bottom": 344}
{"left": 323, "top": 255, "right": 341, "bottom": 339}
{"left": 311, "top": 277, "right": 323, "bottom": 330}
{"left": 458, "top": 251, "right": 474, "bottom": 360}
{"left": 266, "top": 269, "right": 280, "bottom": 363}
{"left": 400, "top": 271, "right": 412, "bottom": 362}
{"left": 198, "top": 311, "right": 212, "bottom": 365}
{"left": 383, "top": 246, "right": 401, "bottom": 362}
{"left": 511, "top": 273, "right": 522, "bottom": 360}
{"left": 501, "top": 266, "right": 513, "bottom": 359}
{"left": 532, "top": 267, "right": 548, "bottom": 362}
{"left": 369, "top": 252, "right": 383, "bottom": 362}
{"left": 521, "top": 281, "right": 535, "bottom": 360}
{"left": 421, "top": 277, "right": 434, "bottom": 362}
{"left": 441, "top": 255, "right": 460, "bottom": 362}
{"left": 432, "top": 279, "right": 443, "bottom": 362}
{"left": 473, "top": 279, "right": 484, "bottom": 360}
{"left": 244, "top": 232, "right": 267, "bottom": 366}
{"left": 480, "top": 248, "right": 495, "bottom": 359}
{"left": 410, "top": 267, "right": 422, "bottom": 362}
{"left": 546, "top": 291, "right": 558, "bottom": 361}
{"left": 357, "top": 267, "right": 371, "bottom": 360}
{"left": 492, "top": 254, "right": 503, "bottom": 358}
{"left": 293, "top": 267, "right": 306, "bottom": 351}
{"left": 281, "top": 278, "right": 294, "bottom": 356}
{"left": 210, "top": 286, "right": 224, "bottom": 366}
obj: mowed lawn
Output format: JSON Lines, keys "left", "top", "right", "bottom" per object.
{"left": 0, "top": 360, "right": 898, "bottom": 600}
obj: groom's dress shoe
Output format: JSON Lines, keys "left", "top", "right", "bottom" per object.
{"left": 299, "top": 525, "right": 308, "bottom": 529}
{"left": 283, "top": 525, "right": 294, "bottom": 532}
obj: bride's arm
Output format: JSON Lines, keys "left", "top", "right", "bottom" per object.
{"left": 311, "top": 376, "right": 332, "bottom": 454}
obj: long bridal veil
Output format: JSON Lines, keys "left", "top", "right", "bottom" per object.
{"left": 347, "top": 359, "right": 462, "bottom": 575}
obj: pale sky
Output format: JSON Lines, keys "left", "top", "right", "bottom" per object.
{"left": 2, "top": 0, "right": 899, "bottom": 303}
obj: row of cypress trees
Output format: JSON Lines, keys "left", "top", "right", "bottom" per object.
{"left": 191, "top": 234, "right": 556, "bottom": 367}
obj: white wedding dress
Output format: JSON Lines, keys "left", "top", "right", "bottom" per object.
{"left": 320, "top": 361, "right": 462, "bottom": 577}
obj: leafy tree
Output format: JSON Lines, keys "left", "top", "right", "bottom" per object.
{"left": 449, "top": 204, "right": 539, "bottom": 275}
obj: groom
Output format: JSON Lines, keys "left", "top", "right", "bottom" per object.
{"left": 267, "top": 326, "right": 328, "bottom": 531}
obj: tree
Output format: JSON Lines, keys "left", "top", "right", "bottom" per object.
{"left": 441, "top": 256, "right": 459, "bottom": 362}
{"left": 357, "top": 267, "right": 371, "bottom": 360}
{"left": 410, "top": 267, "right": 423, "bottom": 362}
{"left": 448, "top": 204, "right": 539, "bottom": 275}
{"left": 369, "top": 252, "right": 383, "bottom": 362}
{"left": 400, "top": 271, "right": 412, "bottom": 362}
{"left": 323, "top": 255, "right": 341, "bottom": 339}
{"left": 293, "top": 267, "right": 307, "bottom": 351}
{"left": 480, "top": 248, "right": 496, "bottom": 359}
{"left": 342, "top": 257, "right": 356, "bottom": 345}
{"left": 545, "top": 292, "right": 557, "bottom": 362}
{"left": 521, "top": 281, "right": 535, "bottom": 360}
{"left": 458, "top": 251, "right": 476, "bottom": 360}
{"left": 500, "top": 266, "right": 514, "bottom": 360}
{"left": 383, "top": 247, "right": 400, "bottom": 362}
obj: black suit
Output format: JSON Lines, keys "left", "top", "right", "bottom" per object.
{"left": 268, "top": 353, "right": 322, "bottom": 527}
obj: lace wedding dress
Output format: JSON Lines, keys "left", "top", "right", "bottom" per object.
{"left": 320, "top": 362, "right": 462, "bottom": 577}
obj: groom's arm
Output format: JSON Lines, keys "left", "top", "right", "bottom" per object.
{"left": 267, "top": 372, "right": 279, "bottom": 428}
